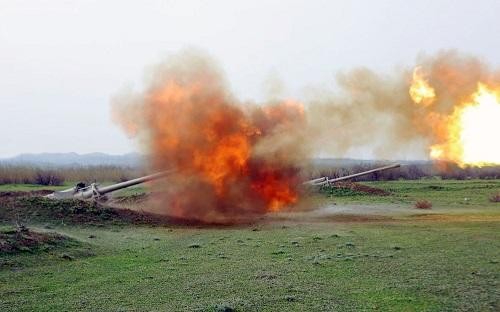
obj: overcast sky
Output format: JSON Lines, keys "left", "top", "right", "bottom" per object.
{"left": 1, "top": 0, "right": 499, "bottom": 158}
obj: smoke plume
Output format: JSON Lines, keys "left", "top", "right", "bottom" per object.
{"left": 308, "top": 51, "right": 500, "bottom": 162}
{"left": 112, "top": 51, "right": 309, "bottom": 223}
{"left": 113, "top": 50, "right": 500, "bottom": 222}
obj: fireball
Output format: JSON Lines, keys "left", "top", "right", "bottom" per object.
{"left": 112, "top": 55, "right": 304, "bottom": 223}
{"left": 410, "top": 67, "right": 500, "bottom": 167}
{"left": 456, "top": 84, "right": 500, "bottom": 166}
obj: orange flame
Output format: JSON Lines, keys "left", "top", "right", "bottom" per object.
{"left": 113, "top": 61, "right": 305, "bottom": 223}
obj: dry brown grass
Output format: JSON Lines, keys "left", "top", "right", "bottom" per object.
{"left": 306, "top": 161, "right": 500, "bottom": 181}
{"left": 0, "top": 165, "right": 144, "bottom": 185}
{"left": 415, "top": 199, "right": 433, "bottom": 209}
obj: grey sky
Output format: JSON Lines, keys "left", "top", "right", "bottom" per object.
{"left": 1, "top": 0, "right": 499, "bottom": 158}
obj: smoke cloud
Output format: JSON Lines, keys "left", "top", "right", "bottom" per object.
{"left": 112, "top": 50, "right": 500, "bottom": 222}
{"left": 112, "top": 50, "right": 309, "bottom": 223}
{"left": 308, "top": 51, "right": 500, "bottom": 160}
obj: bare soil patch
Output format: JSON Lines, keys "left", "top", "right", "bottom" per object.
{"left": 332, "top": 182, "right": 390, "bottom": 196}
{"left": 415, "top": 199, "right": 433, "bottom": 209}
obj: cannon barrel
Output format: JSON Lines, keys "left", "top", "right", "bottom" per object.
{"left": 46, "top": 170, "right": 173, "bottom": 200}
{"left": 80, "top": 171, "right": 172, "bottom": 198}
{"left": 303, "top": 163, "right": 400, "bottom": 186}
{"left": 47, "top": 164, "right": 400, "bottom": 200}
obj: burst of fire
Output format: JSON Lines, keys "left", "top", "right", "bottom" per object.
{"left": 113, "top": 51, "right": 500, "bottom": 222}
{"left": 410, "top": 68, "right": 500, "bottom": 167}
{"left": 113, "top": 57, "right": 305, "bottom": 223}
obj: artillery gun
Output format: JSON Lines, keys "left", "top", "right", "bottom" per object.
{"left": 45, "top": 164, "right": 400, "bottom": 200}
{"left": 303, "top": 163, "right": 400, "bottom": 186}
{"left": 45, "top": 171, "right": 171, "bottom": 200}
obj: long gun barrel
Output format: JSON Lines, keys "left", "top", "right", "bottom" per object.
{"left": 78, "top": 171, "right": 172, "bottom": 199}
{"left": 46, "top": 171, "right": 173, "bottom": 200}
{"left": 47, "top": 163, "right": 400, "bottom": 200}
{"left": 303, "top": 163, "right": 400, "bottom": 186}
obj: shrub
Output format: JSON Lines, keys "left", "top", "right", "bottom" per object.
{"left": 489, "top": 192, "right": 500, "bottom": 203}
{"left": 34, "top": 170, "right": 65, "bottom": 186}
{"left": 415, "top": 200, "right": 432, "bottom": 209}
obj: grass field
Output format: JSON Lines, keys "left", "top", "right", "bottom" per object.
{"left": 1, "top": 180, "right": 499, "bottom": 311}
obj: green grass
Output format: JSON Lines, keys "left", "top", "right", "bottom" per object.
{"left": 1, "top": 222, "right": 498, "bottom": 311}
{"left": 0, "top": 225, "right": 82, "bottom": 255}
{"left": 0, "top": 179, "right": 499, "bottom": 311}
{"left": 321, "top": 179, "right": 500, "bottom": 215}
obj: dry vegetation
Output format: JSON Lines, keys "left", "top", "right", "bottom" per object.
{"left": 489, "top": 192, "right": 500, "bottom": 203}
{"left": 1, "top": 162, "right": 500, "bottom": 186}
{"left": 415, "top": 200, "right": 433, "bottom": 209}
{"left": 309, "top": 162, "right": 500, "bottom": 181}
{"left": 0, "top": 165, "right": 144, "bottom": 185}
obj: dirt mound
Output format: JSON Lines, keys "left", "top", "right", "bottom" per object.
{"left": 108, "top": 193, "right": 153, "bottom": 210}
{"left": 0, "top": 196, "right": 173, "bottom": 226}
{"left": 111, "top": 193, "right": 149, "bottom": 204}
{"left": 0, "top": 226, "right": 76, "bottom": 254}
{"left": 0, "top": 193, "right": 239, "bottom": 226}
{"left": 332, "top": 182, "right": 390, "bottom": 196}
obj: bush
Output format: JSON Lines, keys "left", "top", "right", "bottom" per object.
{"left": 415, "top": 200, "right": 432, "bottom": 209}
{"left": 489, "top": 192, "right": 500, "bottom": 203}
{"left": 34, "top": 170, "right": 65, "bottom": 186}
